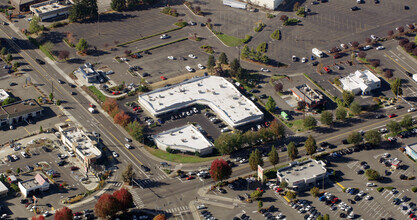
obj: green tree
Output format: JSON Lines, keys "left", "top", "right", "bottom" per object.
{"left": 249, "top": 149, "right": 263, "bottom": 171}
{"left": 122, "top": 164, "right": 135, "bottom": 183}
{"left": 347, "top": 132, "right": 362, "bottom": 146}
{"left": 111, "top": 0, "right": 126, "bottom": 11}
{"left": 323, "top": 214, "right": 330, "bottom": 220}
{"left": 76, "top": 38, "right": 88, "bottom": 52}
{"left": 16, "top": 167, "right": 20, "bottom": 174}
{"left": 56, "top": 100, "right": 61, "bottom": 105}
{"left": 287, "top": 142, "right": 298, "bottom": 161}
{"left": 320, "top": 111, "right": 333, "bottom": 126}
{"left": 304, "top": 135, "right": 317, "bottom": 155}
{"left": 229, "top": 58, "right": 240, "bottom": 76}
{"left": 49, "top": 93, "right": 54, "bottom": 101}
{"left": 5, "top": 54, "right": 12, "bottom": 62}
{"left": 1, "top": 97, "right": 15, "bottom": 106}
{"left": 365, "top": 129, "right": 381, "bottom": 146}
{"left": 218, "top": 52, "right": 228, "bottom": 64}
{"left": 250, "top": 190, "right": 264, "bottom": 200}
{"left": 400, "top": 115, "right": 413, "bottom": 129}
{"left": 279, "top": 180, "right": 288, "bottom": 188}
{"left": 126, "top": 121, "right": 143, "bottom": 142}
{"left": 69, "top": 0, "right": 98, "bottom": 22}
{"left": 349, "top": 102, "right": 362, "bottom": 115}
{"left": 207, "top": 55, "right": 215, "bottom": 71}
{"left": 29, "top": 16, "right": 43, "bottom": 34}
{"left": 268, "top": 120, "right": 285, "bottom": 140}
{"left": 391, "top": 78, "right": 402, "bottom": 96}
{"left": 265, "top": 96, "right": 276, "bottom": 112}
{"left": 317, "top": 216, "right": 324, "bottom": 220}
{"left": 335, "top": 107, "right": 347, "bottom": 121}
{"left": 240, "top": 45, "right": 250, "bottom": 59}
{"left": 43, "top": 41, "right": 54, "bottom": 52}
{"left": 387, "top": 121, "right": 401, "bottom": 134}
{"left": 303, "top": 116, "right": 317, "bottom": 130}
{"left": 214, "top": 132, "right": 242, "bottom": 155}
{"left": 342, "top": 90, "right": 355, "bottom": 106}
{"left": 256, "top": 42, "right": 267, "bottom": 53}
{"left": 286, "top": 190, "right": 297, "bottom": 200}
{"left": 268, "top": 146, "right": 279, "bottom": 167}
{"left": 258, "top": 200, "right": 263, "bottom": 209}
{"left": 39, "top": 126, "right": 43, "bottom": 133}
{"left": 12, "top": 61, "right": 20, "bottom": 71}
{"left": 0, "top": 47, "right": 6, "bottom": 56}
{"left": 365, "top": 169, "right": 380, "bottom": 180}
{"left": 310, "top": 187, "right": 320, "bottom": 197}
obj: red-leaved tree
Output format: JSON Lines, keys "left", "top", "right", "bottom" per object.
{"left": 113, "top": 188, "right": 133, "bottom": 212}
{"left": 209, "top": 159, "right": 232, "bottom": 182}
{"left": 54, "top": 207, "right": 73, "bottom": 220}
{"left": 94, "top": 193, "right": 119, "bottom": 219}
{"left": 32, "top": 216, "right": 46, "bottom": 220}
{"left": 102, "top": 98, "right": 118, "bottom": 113}
{"left": 114, "top": 110, "right": 131, "bottom": 127}
{"left": 153, "top": 214, "right": 166, "bottom": 220}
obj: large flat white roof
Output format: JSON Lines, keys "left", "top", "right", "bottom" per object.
{"left": 152, "top": 124, "right": 214, "bottom": 153}
{"left": 138, "top": 76, "right": 264, "bottom": 127}
{"left": 340, "top": 70, "right": 380, "bottom": 93}
{"left": 277, "top": 160, "right": 326, "bottom": 184}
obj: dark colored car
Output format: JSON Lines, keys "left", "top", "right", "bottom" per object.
{"left": 351, "top": 6, "right": 360, "bottom": 11}
{"left": 35, "top": 59, "right": 45, "bottom": 65}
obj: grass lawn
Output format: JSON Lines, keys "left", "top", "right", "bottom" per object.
{"left": 145, "top": 146, "right": 221, "bottom": 163}
{"left": 216, "top": 33, "right": 243, "bottom": 47}
{"left": 88, "top": 86, "right": 106, "bottom": 102}
{"left": 291, "top": 119, "right": 307, "bottom": 132}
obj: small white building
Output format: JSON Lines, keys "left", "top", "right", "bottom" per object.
{"left": 244, "top": 0, "right": 284, "bottom": 10}
{"left": 0, "top": 181, "right": 8, "bottom": 197}
{"left": 0, "top": 89, "right": 9, "bottom": 103}
{"left": 405, "top": 143, "right": 417, "bottom": 161}
{"left": 18, "top": 173, "right": 50, "bottom": 198}
{"left": 340, "top": 70, "right": 381, "bottom": 95}
{"left": 152, "top": 124, "right": 214, "bottom": 156}
{"left": 277, "top": 160, "right": 327, "bottom": 191}
{"left": 58, "top": 124, "right": 101, "bottom": 171}
{"left": 138, "top": 76, "right": 264, "bottom": 128}
{"left": 30, "top": 0, "right": 72, "bottom": 21}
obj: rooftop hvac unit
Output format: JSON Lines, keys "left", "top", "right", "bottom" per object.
{"left": 181, "top": 139, "right": 187, "bottom": 142}
{"left": 192, "top": 136, "right": 197, "bottom": 139}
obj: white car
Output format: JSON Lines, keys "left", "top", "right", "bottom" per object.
{"left": 365, "top": 195, "right": 372, "bottom": 200}
{"left": 301, "top": 57, "right": 307, "bottom": 63}
{"left": 292, "top": 55, "right": 297, "bottom": 62}
{"left": 408, "top": 108, "right": 415, "bottom": 112}
{"left": 376, "top": 46, "right": 385, "bottom": 50}
{"left": 112, "top": 151, "right": 119, "bottom": 158}
{"left": 167, "top": 56, "right": 174, "bottom": 60}
{"left": 160, "top": 34, "right": 170, "bottom": 39}
{"left": 198, "top": 64, "right": 205, "bottom": 69}
{"left": 363, "top": 45, "right": 372, "bottom": 50}
{"left": 125, "top": 144, "right": 132, "bottom": 149}
{"left": 260, "top": 68, "right": 270, "bottom": 72}
{"left": 43, "top": 211, "right": 50, "bottom": 217}
{"left": 370, "top": 35, "right": 378, "bottom": 40}
{"left": 185, "top": 66, "right": 194, "bottom": 72}
{"left": 197, "top": 205, "right": 206, "bottom": 210}
{"left": 188, "top": 54, "right": 197, "bottom": 59}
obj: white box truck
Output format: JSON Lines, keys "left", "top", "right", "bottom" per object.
{"left": 312, "top": 48, "right": 324, "bottom": 58}
{"left": 413, "top": 74, "right": 417, "bottom": 83}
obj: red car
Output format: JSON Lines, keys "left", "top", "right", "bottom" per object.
{"left": 112, "top": 91, "right": 120, "bottom": 95}
{"left": 324, "top": 67, "right": 331, "bottom": 73}
{"left": 74, "top": 212, "right": 82, "bottom": 216}
{"left": 333, "top": 53, "right": 341, "bottom": 59}
{"left": 70, "top": 166, "right": 79, "bottom": 171}
{"left": 332, "top": 197, "right": 339, "bottom": 203}
{"left": 186, "top": 176, "right": 195, "bottom": 180}
{"left": 89, "top": 103, "right": 95, "bottom": 108}
{"left": 275, "top": 188, "right": 283, "bottom": 192}
{"left": 133, "top": 106, "right": 142, "bottom": 111}
{"left": 410, "top": 213, "right": 415, "bottom": 218}
{"left": 256, "top": 187, "right": 264, "bottom": 192}
{"left": 388, "top": 114, "right": 397, "bottom": 118}
{"left": 160, "top": 76, "right": 167, "bottom": 80}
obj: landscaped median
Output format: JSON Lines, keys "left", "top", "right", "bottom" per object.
{"left": 128, "top": 37, "right": 188, "bottom": 55}
{"left": 86, "top": 85, "right": 106, "bottom": 102}
{"left": 27, "top": 37, "right": 55, "bottom": 61}
{"left": 145, "top": 146, "right": 220, "bottom": 163}
{"left": 117, "top": 26, "right": 184, "bottom": 47}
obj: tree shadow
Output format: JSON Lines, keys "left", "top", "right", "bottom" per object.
{"left": 67, "top": 58, "right": 85, "bottom": 64}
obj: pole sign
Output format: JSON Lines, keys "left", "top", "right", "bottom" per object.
{"left": 257, "top": 165, "right": 264, "bottom": 182}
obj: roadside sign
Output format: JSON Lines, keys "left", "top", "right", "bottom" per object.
{"left": 257, "top": 165, "right": 264, "bottom": 182}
